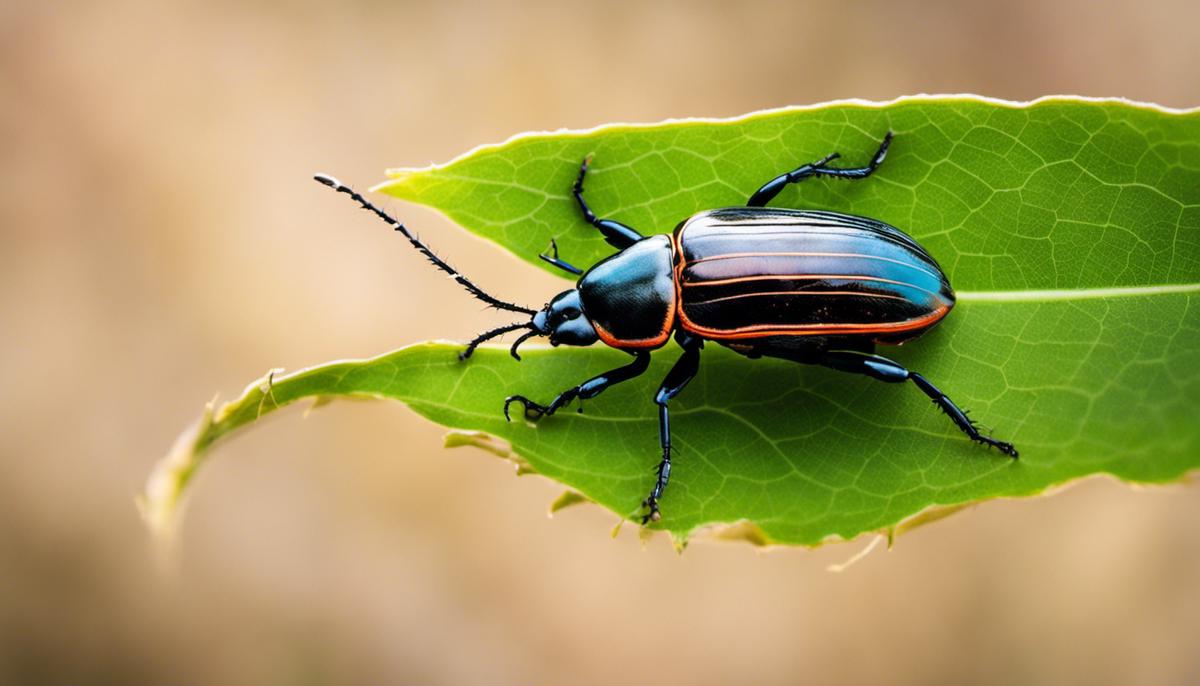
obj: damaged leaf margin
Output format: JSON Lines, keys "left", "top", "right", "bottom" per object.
{"left": 139, "top": 339, "right": 1200, "bottom": 548}
{"left": 142, "top": 96, "right": 1200, "bottom": 548}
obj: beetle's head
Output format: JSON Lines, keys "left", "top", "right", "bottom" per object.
{"left": 529, "top": 289, "right": 599, "bottom": 350}
{"left": 459, "top": 289, "right": 597, "bottom": 362}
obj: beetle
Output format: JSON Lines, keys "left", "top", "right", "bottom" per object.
{"left": 315, "top": 133, "right": 1017, "bottom": 524}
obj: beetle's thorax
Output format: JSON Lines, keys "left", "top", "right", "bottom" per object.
{"left": 576, "top": 234, "right": 677, "bottom": 350}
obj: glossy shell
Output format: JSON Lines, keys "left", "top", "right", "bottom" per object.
{"left": 578, "top": 234, "right": 677, "bottom": 349}
{"left": 674, "top": 207, "right": 954, "bottom": 344}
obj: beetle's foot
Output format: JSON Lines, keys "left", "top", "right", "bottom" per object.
{"left": 965, "top": 415, "right": 1018, "bottom": 459}
{"left": 503, "top": 395, "right": 550, "bottom": 422}
{"left": 811, "top": 151, "right": 841, "bottom": 169}
{"left": 980, "top": 436, "right": 1019, "bottom": 459}
{"left": 574, "top": 155, "right": 595, "bottom": 192}
{"left": 640, "top": 496, "right": 661, "bottom": 525}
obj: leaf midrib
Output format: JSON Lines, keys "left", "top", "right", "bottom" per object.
{"left": 959, "top": 283, "right": 1200, "bottom": 301}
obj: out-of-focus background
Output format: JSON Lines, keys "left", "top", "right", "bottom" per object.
{"left": 2, "top": 0, "right": 1199, "bottom": 683}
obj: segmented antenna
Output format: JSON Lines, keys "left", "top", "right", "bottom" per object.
{"left": 459, "top": 321, "right": 531, "bottom": 361}
{"left": 314, "top": 174, "right": 536, "bottom": 316}
{"left": 507, "top": 329, "right": 540, "bottom": 361}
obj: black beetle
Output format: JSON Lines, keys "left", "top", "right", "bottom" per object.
{"left": 316, "top": 133, "right": 1017, "bottom": 524}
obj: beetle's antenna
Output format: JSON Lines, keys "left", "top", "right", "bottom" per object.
{"left": 314, "top": 174, "right": 537, "bottom": 316}
{"left": 508, "top": 329, "right": 540, "bottom": 361}
{"left": 459, "top": 321, "right": 532, "bottom": 361}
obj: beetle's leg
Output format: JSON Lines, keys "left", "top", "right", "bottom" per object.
{"left": 573, "top": 156, "right": 644, "bottom": 250}
{"left": 747, "top": 132, "right": 893, "bottom": 207}
{"left": 504, "top": 351, "right": 650, "bottom": 422}
{"left": 817, "top": 350, "right": 1018, "bottom": 458}
{"left": 643, "top": 336, "right": 703, "bottom": 524}
{"left": 537, "top": 238, "right": 583, "bottom": 275}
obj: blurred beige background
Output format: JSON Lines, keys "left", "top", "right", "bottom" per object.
{"left": 2, "top": 0, "right": 1199, "bottom": 684}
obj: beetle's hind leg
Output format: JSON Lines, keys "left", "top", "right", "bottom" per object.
{"left": 747, "top": 132, "right": 893, "bottom": 207}
{"left": 817, "top": 349, "right": 1018, "bottom": 458}
{"left": 572, "top": 156, "right": 645, "bottom": 250}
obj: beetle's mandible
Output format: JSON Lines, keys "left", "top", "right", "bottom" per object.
{"left": 316, "top": 133, "right": 1018, "bottom": 525}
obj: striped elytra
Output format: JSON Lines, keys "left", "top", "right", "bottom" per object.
{"left": 674, "top": 207, "right": 955, "bottom": 344}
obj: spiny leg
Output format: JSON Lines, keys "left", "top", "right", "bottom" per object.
{"left": 504, "top": 351, "right": 650, "bottom": 421}
{"left": 573, "top": 156, "right": 644, "bottom": 250}
{"left": 817, "top": 349, "right": 1018, "bottom": 458}
{"left": 644, "top": 336, "right": 703, "bottom": 524}
{"left": 747, "top": 132, "right": 893, "bottom": 207}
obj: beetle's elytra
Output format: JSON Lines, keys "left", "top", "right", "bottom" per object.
{"left": 316, "top": 133, "right": 1017, "bottom": 525}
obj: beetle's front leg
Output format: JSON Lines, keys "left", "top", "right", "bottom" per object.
{"left": 537, "top": 238, "right": 582, "bottom": 276}
{"left": 504, "top": 351, "right": 650, "bottom": 422}
{"left": 572, "top": 156, "right": 645, "bottom": 250}
{"left": 643, "top": 336, "right": 703, "bottom": 524}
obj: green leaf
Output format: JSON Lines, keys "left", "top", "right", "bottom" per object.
{"left": 375, "top": 96, "right": 1200, "bottom": 290}
{"left": 142, "top": 96, "right": 1200, "bottom": 547}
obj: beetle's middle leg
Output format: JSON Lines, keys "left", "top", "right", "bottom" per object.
{"left": 816, "top": 350, "right": 1018, "bottom": 458}
{"left": 504, "top": 351, "right": 650, "bottom": 421}
{"left": 747, "top": 132, "right": 893, "bottom": 207}
{"left": 573, "top": 156, "right": 645, "bottom": 250}
{"left": 643, "top": 335, "right": 703, "bottom": 524}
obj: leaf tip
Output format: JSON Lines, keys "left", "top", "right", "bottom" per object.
{"left": 889, "top": 502, "right": 975, "bottom": 540}
{"left": 442, "top": 430, "right": 535, "bottom": 475}
{"left": 826, "top": 534, "right": 886, "bottom": 572}
{"left": 696, "top": 519, "right": 772, "bottom": 548}
{"left": 138, "top": 401, "right": 216, "bottom": 541}
{"left": 370, "top": 170, "right": 419, "bottom": 199}
{"left": 610, "top": 519, "right": 624, "bottom": 539}
{"left": 548, "top": 489, "right": 589, "bottom": 516}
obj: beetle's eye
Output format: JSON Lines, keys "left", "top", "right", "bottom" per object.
{"left": 550, "top": 307, "right": 580, "bottom": 326}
